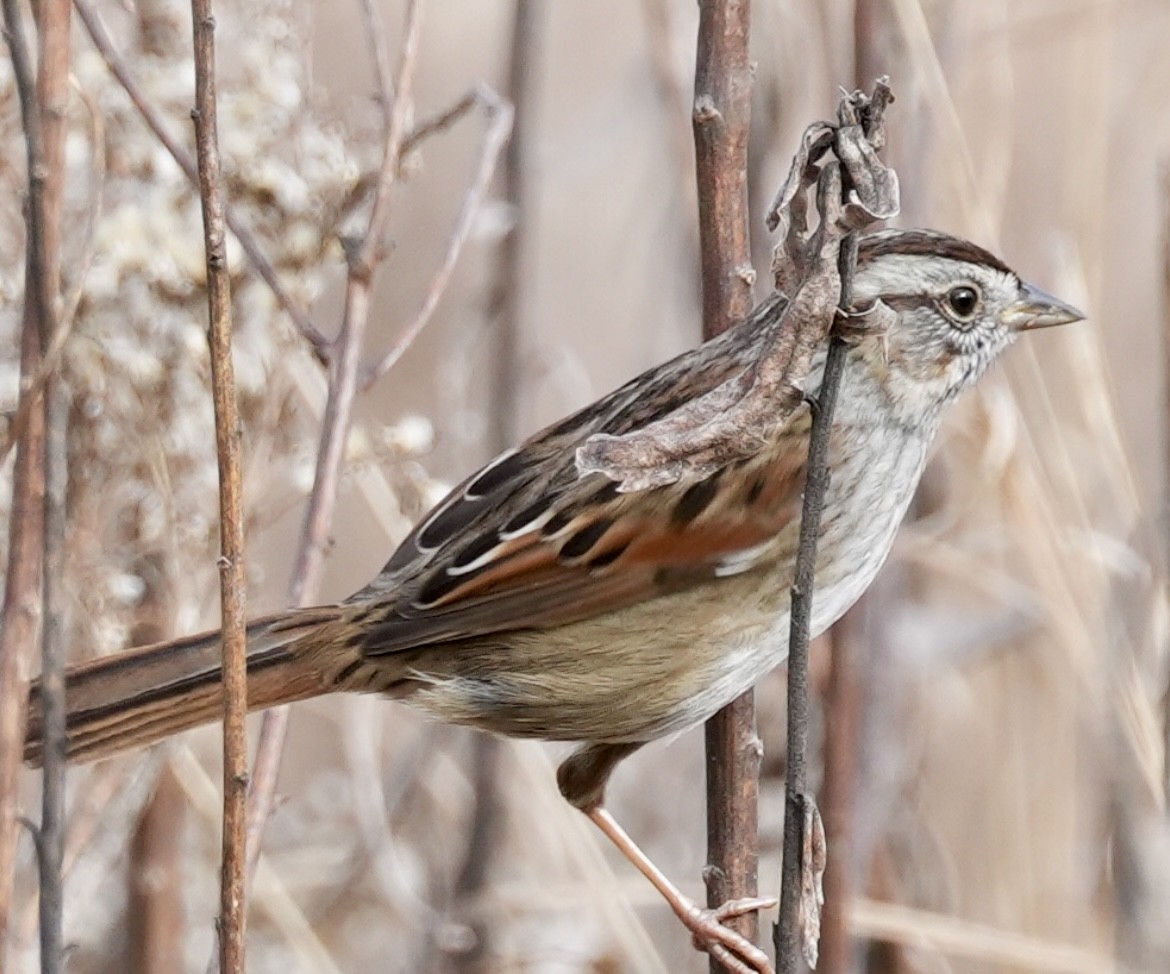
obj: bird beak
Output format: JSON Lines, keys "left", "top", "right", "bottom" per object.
{"left": 1004, "top": 282, "right": 1085, "bottom": 331}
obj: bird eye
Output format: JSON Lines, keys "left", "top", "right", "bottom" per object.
{"left": 945, "top": 285, "right": 981, "bottom": 320}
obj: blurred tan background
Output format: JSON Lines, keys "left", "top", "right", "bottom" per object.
{"left": 2, "top": 0, "right": 1168, "bottom": 971}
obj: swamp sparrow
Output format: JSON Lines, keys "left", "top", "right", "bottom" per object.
{"left": 25, "top": 229, "right": 1081, "bottom": 974}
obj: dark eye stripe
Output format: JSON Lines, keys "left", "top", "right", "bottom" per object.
{"left": 876, "top": 294, "right": 934, "bottom": 313}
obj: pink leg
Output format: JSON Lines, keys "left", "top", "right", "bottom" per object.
{"left": 587, "top": 805, "right": 777, "bottom": 974}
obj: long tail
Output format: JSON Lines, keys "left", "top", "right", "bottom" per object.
{"left": 24, "top": 607, "right": 346, "bottom": 766}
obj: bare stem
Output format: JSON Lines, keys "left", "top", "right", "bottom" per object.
{"left": 363, "top": 85, "right": 513, "bottom": 389}
{"left": 814, "top": 21, "right": 892, "bottom": 972}
{"left": 693, "top": 0, "right": 755, "bottom": 335}
{"left": 39, "top": 379, "right": 67, "bottom": 974}
{"left": 189, "top": 1, "right": 249, "bottom": 969}
{"left": 27, "top": 0, "right": 72, "bottom": 970}
{"left": 693, "top": 1, "right": 760, "bottom": 963}
{"left": 774, "top": 236, "right": 857, "bottom": 973}
{"left": 0, "top": 0, "right": 52, "bottom": 953}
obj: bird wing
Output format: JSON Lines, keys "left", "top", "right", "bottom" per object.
{"left": 352, "top": 293, "right": 810, "bottom": 656}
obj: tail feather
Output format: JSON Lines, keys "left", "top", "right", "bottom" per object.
{"left": 24, "top": 608, "right": 341, "bottom": 766}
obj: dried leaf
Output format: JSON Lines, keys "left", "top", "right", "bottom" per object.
{"left": 580, "top": 80, "right": 900, "bottom": 496}
{"left": 835, "top": 123, "right": 900, "bottom": 229}
{"left": 799, "top": 797, "right": 827, "bottom": 968}
{"left": 765, "top": 122, "right": 834, "bottom": 236}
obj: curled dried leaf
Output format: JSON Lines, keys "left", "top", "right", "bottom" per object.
{"left": 799, "top": 796, "right": 827, "bottom": 968}
{"left": 581, "top": 79, "right": 900, "bottom": 496}
{"left": 575, "top": 371, "right": 770, "bottom": 491}
{"left": 765, "top": 122, "right": 833, "bottom": 236}
{"left": 773, "top": 159, "right": 845, "bottom": 297}
{"left": 835, "top": 123, "right": 900, "bottom": 229}
{"left": 835, "top": 298, "right": 896, "bottom": 347}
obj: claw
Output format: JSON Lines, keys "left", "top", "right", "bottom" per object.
{"left": 712, "top": 895, "right": 779, "bottom": 923}
{"left": 678, "top": 896, "right": 777, "bottom": 974}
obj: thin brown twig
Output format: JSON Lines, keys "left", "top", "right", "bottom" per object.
{"left": 0, "top": 315, "right": 77, "bottom": 470}
{"left": 242, "top": 0, "right": 428, "bottom": 893}
{"left": 774, "top": 253, "right": 854, "bottom": 974}
{"left": 71, "top": 0, "right": 331, "bottom": 359}
{"left": 359, "top": 0, "right": 394, "bottom": 129}
{"left": 761, "top": 82, "right": 896, "bottom": 971}
{"left": 363, "top": 84, "right": 513, "bottom": 388}
{"left": 817, "top": 21, "right": 890, "bottom": 971}
{"left": 333, "top": 91, "right": 484, "bottom": 223}
{"left": 0, "top": 75, "right": 102, "bottom": 469}
{"left": 16, "top": 755, "right": 165, "bottom": 946}
{"left": 189, "top": 1, "right": 249, "bottom": 969}
{"left": 37, "top": 0, "right": 72, "bottom": 966}
{"left": 0, "top": 0, "right": 50, "bottom": 954}
{"left": 350, "top": 0, "right": 425, "bottom": 288}
{"left": 401, "top": 91, "right": 477, "bottom": 158}
{"left": 12, "top": 73, "right": 141, "bottom": 958}
{"left": 692, "top": 2, "right": 760, "bottom": 965}
{"left": 693, "top": 0, "right": 756, "bottom": 335}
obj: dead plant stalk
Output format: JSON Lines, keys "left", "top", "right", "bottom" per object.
{"left": 0, "top": 0, "right": 62, "bottom": 957}
{"left": 188, "top": 1, "right": 249, "bottom": 969}
{"left": 693, "top": 2, "right": 762, "bottom": 965}
{"left": 37, "top": 0, "right": 73, "bottom": 967}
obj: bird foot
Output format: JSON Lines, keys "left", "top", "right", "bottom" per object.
{"left": 677, "top": 895, "right": 778, "bottom": 974}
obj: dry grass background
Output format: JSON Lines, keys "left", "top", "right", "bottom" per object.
{"left": 1, "top": 0, "right": 1168, "bottom": 971}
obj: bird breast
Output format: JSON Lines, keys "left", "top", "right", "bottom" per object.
{"left": 403, "top": 375, "right": 933, "bottom": 746}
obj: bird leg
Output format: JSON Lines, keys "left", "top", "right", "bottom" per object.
{"left": 558, "top": 744, "right": 777, "bottom": 974}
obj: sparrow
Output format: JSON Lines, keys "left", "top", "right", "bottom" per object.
{"left": 24, "top": 228, "right": 1082, "bottom": 974}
